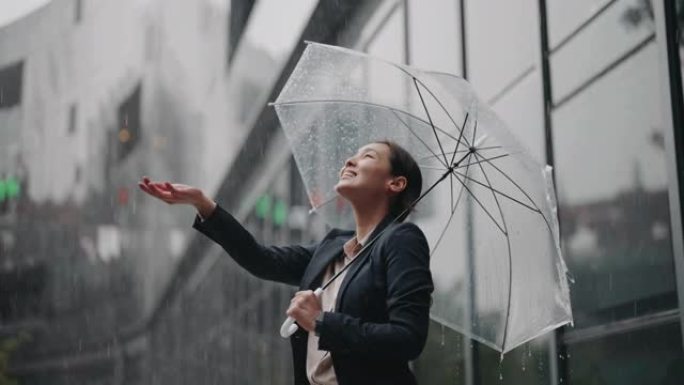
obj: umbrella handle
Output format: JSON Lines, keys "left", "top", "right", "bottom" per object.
{"left": 280, "top": 287, "right": 324, "bottom": 338}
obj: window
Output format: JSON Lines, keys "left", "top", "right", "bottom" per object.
{"left": 551, "top": 11, "right": 677, "bottom": 332}
{"left": 0, "top": 61, "right": 23, "bottom": 109}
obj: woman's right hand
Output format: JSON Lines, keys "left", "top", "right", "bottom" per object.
{"left": 138, "top": 176, "right": 216, "bottom": 218}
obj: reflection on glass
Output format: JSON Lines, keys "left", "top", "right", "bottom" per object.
{"left": 566, "top": 322, "right": 683, "bottom": 384}
{"left": 553, "top": 42, "right": 677, "bottom": 327}
{"left": 549, "top": 0, "right": 656, "bottom": 104}
{"left": 413, "top": 320, "right": 467, "bottom": 384}
{"left": 546, "top": 0, "right": 617, "bottom": 48}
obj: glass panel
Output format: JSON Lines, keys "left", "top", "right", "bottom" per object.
{"left": 549, "top": 0, "right": 656, "bottom": 104}
{"left": 413, "top": 320, "right": 468, "bottom": 384}
{"left": 407, "top": 0, "right": 462, "bottom": 75}
{"left": 566, "top": 322, "right": 683, "bottom": 384}
{"left": 466, "top": 0, "right": 540, "bottom": 102}
{"left": 552, "top": 42, "right": 677, "bottom": 328}
{"left": 489, "top": 71, "right": 546, "bottom": 164}
{"left": 546, "top": 0, "right": 614, "bottom": 48}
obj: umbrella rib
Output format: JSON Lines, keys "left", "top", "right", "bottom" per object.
{"left": 450, "top": 173, "right": 454, "bottom": 209}
{"left": 430, "top": 153, "right": 474, "bottom": 255}
{"left": 452, "top": 170, "right": 541, "bottom": 214}
{"left": 450, "top": 172, "right": 507, "bottom": 236}
{"left": 272, "top": 99, "right": 464, "bottom": 146}
{"left": 450, "top": 112, "right": 470, "bottom": 166}
{"left": 418, "top": 165, "right": 449, "bottom": 171}
{"left": 376, "top": 61, "right": 472, "bottom": 147}
{"left": 472, "top": 114, "right": 478, "bottom": 146}
{"left": 413, "top": 77, "right": 451, "bottom": 166}
{"left": 470, "top": 152, "right": 513, "bottom": 353}
{"left": 391, "top": 109, "right": 449, "bottom": 169}
{"left": 474, "top": 153, "right": 561, "bottom": 259}
{"left": 473, "top": 152, "right": 541, "bottom": 211}
{"left": 417, "top": 146, "right": 501, "bottom": 162}
{"left": 454, "top": 153, "right": 511, "bottom": 170}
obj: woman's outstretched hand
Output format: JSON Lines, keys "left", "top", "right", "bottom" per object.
{"left": 138, "top": 176, "right": 217, "bottom": 218}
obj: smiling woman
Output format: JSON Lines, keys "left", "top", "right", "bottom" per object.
{"left": 139, "top": 140, "right": 433, "bottom": 385}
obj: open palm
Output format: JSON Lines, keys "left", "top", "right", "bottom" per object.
{"left": 138, "top": 176, "right": 203, "bottom": 206}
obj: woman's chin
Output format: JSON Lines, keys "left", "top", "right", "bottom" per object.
{"left": 334, "top": 180, "right": 354, "bottom": 196}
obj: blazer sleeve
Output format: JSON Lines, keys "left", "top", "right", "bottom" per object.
{"left": 316, "top": 222, "right": 434, "bottom": 361}
{"left": 192, "top": 203, "right": 316, "bottom": 286}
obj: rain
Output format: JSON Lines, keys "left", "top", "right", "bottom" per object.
{"left": 0, "top": 0, "right": 683, "bottom": 384}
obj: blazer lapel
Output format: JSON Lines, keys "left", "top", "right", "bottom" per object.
{"left": 335, "top": 213, "right": 397, "bottom": 311}
{"left": 300, "top": 236, "right": 349, "bottom": 290}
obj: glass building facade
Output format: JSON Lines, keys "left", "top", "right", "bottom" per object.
{"left": 1, "top": 0, "right": 683, "bottom": 384}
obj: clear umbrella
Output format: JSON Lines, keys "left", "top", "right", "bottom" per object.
{"left": 271, "top": 42, "right": 572, "bottom": 354}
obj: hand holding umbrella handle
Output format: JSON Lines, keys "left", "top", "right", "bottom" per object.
{"left": 279, "top": 287, "right": 324, "bottom": 338}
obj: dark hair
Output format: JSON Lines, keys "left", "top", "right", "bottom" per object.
{"left": 373, "top": 140, "right": 422, "bottom": 222}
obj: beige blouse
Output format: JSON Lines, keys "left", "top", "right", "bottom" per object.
{"left": 305, "top": 229, "right": 374, "bottom": 385}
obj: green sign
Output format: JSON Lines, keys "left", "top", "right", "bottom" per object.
{"left": 255, "top": 194, "right": 289, "bottom": 226}
{"left": 255, "top": 194, "right": 272, "bottom": 219}
{"left": 6, "top": 177, "right": 20, "bottom": 198}
{"left": 273, "top": 199, "right": 288, "bottom": 226}
{"left": 0, "top": 177, "right": 20, "bottom": 202}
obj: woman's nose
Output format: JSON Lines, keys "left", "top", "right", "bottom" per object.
{"left": 344, "top": 157, "right": 356, "bottom": 168}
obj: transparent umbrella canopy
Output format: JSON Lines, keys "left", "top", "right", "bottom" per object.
{"left": 271, "top": 42, "right": 572, "bottom": 354}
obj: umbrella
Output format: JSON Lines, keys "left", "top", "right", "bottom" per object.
{"left": 271, "top": 42, "right": 572, "bottom": 354}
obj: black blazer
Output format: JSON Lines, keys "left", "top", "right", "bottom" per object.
{"left": 192, "top": 204, "right": 434, "bottom": 385}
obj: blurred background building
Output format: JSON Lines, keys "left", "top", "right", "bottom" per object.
{"left": 0, "top": 0, "right": 682, "bottom": 384}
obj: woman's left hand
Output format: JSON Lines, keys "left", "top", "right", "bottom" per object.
{"left": 286, "top": 290, "right": 322, "bottom": 332}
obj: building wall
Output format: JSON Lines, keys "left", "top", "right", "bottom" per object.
{"left": 0, "top": 0, "right": 255, "bottom": 383}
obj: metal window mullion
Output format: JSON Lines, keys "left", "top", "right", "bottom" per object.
{"left": 537, "top": 0, "right": 564, "bottom": 384}
{"left": 653, "top": 0, "right": 684, "bottom": 350}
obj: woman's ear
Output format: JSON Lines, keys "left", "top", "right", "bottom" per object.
{"left": 387, "top": 176, "right": 407, "bottom": 194}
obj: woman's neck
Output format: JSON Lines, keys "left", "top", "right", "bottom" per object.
{"left": 351, "top": 200, "right": 389, "bottom": 242}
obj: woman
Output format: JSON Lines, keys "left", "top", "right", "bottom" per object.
{"left": 138, "top": 140, "right": 434, "bottom": 385}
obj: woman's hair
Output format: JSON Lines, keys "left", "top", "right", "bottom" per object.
{"left": 373, "top": 140, "right": 422, "bottom": 223}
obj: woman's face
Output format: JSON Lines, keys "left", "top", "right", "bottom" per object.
{"left": 335, "top": 142, "right": 403, "bottom": 203}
